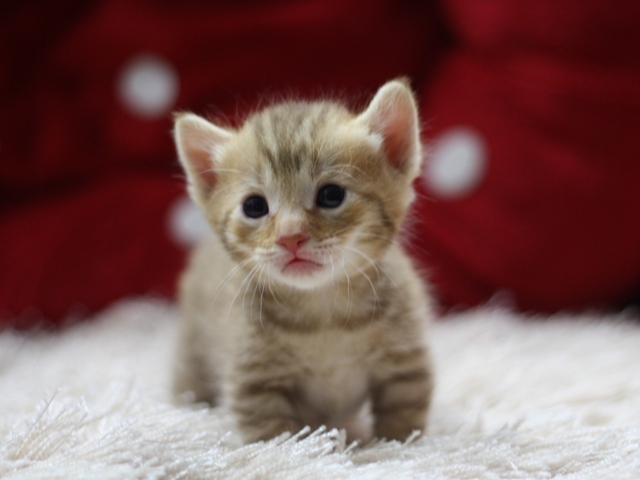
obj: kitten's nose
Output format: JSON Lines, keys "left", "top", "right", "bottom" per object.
{"left": 277, "top": 234, "right": 309, "bottom": 253}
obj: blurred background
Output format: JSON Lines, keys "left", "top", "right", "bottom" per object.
{"left": 1, "top": 0, "right": 639, "bottom": 328}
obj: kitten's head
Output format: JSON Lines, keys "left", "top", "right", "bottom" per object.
{"left": 174, "top": 79, "right": 422, "bottom": 290}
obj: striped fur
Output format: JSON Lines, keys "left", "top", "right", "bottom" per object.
{"left": 173, "top": 80, "right": 434, "bottom": 443}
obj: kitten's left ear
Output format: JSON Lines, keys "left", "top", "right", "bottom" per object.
{"left": 357, "top": 79, "right": 422, "bottom": 179}
{"left": 173, "top": 113, "right": 233, "bottom": 207}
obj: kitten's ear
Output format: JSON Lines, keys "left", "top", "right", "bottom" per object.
{"left": 173, "top": 113, "right": 233, "bottom": 206}
{"left": 357, "top": 79, "right": 422, "bottom": 179}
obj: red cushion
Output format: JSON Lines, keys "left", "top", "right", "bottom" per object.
{"left": 414, "top": 0, "right": 640, "bottom": 312}
{"left": 0, "top": 0, "right": 441, "bottom": 327}
{"left": 3, "top": 0, "right": 639, "bottom": 326}
{"left": 0, "top": 176, "right": 185, "bottom": 328}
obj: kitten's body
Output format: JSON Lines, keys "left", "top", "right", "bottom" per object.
{"left": 173, "top": 81, "right": 433, "bottom": 443}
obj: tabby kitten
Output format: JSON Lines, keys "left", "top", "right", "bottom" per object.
{"left": 172, "top": 79, "right": 433, "bottom": 443}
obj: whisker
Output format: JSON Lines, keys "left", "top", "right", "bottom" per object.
{"left": 329, "top": 255, "right": 336, "bottom": 283}
{"left": 321, "top": 166, "right": 358, "bottom": 184}
{"left": 253, "top": 265, "right": 267, "bottom": 332}
{"left": 326, "top": 257, "right": 344, "bottom": 327}
{"left": 266, "top": 265, "right": 285, "bottom": 308}
{"left": 344, "top": 255, "right": 380, "bottom": 317}
{"left": 205, "top": 257, "right": 253, "bottom": 321}
{"left": 250, "top": 265, "right": 265, "bottom": 311}
{"left": 348, "top": 231, "right": 399, "bottom": 249}
{"left": 205, "top": 183, "right": 237, "bottom": 209}
{"left": 344, "top": 243, "right": 401, "bottom": 291}
{"left": 241, "top": 264, "right": 263, "bottom": 323}
{"left": 342, "top": 245, "right": 381, "bottom": 280}
{"left": 322, "top": 161, "right": 369, "bottom": 181}
{"left": 226, "top": 263, "right": 259, "bottom": 323}
{"left": 213, "top": 168, "right": 245, "bottom": 175}
{"left": 338, "top": 252, "right": 353, "bottom": 331}
{"left": 259, "top": 277, "right": 266, "bottom": 332}
{"left": 337, "top": 246, "right": 382, "bottom": 326}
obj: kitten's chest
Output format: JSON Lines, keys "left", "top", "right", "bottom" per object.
{"left": 282, "top": 328, "right": 377, "bottom": 417}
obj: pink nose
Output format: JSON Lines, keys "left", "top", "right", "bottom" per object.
{"left": 277, "top": 234, "right": 309, "bottom": 253}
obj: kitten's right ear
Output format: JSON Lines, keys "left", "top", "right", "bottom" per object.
{"left": 356, "top": 79, "right": 421, "bottom": 180}
{"left": 173, "top": 113, "right": 233, "bottom": 206}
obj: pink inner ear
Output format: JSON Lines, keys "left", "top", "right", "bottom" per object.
{"left": 192, "top": 150, "right": 217, "bottom": 191}
{"left": 185, "top": 132, "right": 217, "bottom": 192}
{"left": 381, "top": 111, "right": 413, "bottom": 169}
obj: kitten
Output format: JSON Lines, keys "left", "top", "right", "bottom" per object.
{"left": 172, "top": 79, "right": 434, "bottom": 444}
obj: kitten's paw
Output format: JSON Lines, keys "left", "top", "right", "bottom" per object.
{"left": 374, "top": 411, "right": 427, "bottom": 442}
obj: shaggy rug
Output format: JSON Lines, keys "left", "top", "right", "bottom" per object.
{"left": 1, "top": 298, "right": 639, "bottom": 479}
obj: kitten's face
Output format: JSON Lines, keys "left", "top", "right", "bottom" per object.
{"left": 175, "top": 80, "right": 422, "bottom": 290}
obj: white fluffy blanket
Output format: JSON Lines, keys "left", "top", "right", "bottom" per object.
{"left": 1, "top": 299, "right": 639, "bottom": 479}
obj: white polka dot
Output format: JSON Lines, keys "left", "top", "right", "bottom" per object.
{"left": 423, "top": 127, "right": 487, "bottom": 199}
{"left": 117, "top": 54, "right": 179, "bottom": 119}
{"left": 168, "top": 195, "right": 212, "bottom": 248}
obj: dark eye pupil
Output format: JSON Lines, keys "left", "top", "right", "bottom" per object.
{"left": 317, "top": 184, "right": 345, "bottom": 208}
{"left": 242, "top": 195, "right": 269, "bottom": 218}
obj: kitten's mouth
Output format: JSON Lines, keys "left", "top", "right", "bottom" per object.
{"left": 282, "top": 258, "right": 323, "bottom": 275}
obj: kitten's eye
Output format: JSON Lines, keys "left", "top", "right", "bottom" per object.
{"left": 242, "top": 195, "right": 269, "bottom": 218}
{"left": 316, "top": 184, "right": 346, "bottom": 209}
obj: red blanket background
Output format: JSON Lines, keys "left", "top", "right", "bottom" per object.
{"left": 2, "top": 0, "right": 639, "bottom": 328}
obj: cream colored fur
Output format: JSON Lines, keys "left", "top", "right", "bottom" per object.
{"left": 172, "top": 80, "right": 433, "bottom": 443}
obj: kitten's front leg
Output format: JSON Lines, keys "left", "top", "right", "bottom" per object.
{"left": 173, "top": 324, "right": 221, "bottom": 405}
{"left": 370, "top": 346, "right": 433, "bottom": 441}
{"left": 230, "top": 374, "right": 303, "bottom": 443}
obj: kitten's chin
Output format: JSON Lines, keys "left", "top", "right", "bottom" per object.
{"left": 271, "top": 261, "right": 333, "bottom": 290}
{"left": 282, "top": 259, "right": 323, "bottom": 275}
